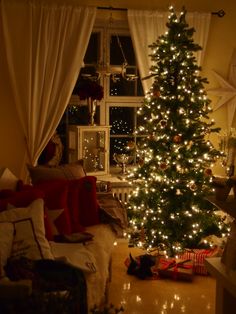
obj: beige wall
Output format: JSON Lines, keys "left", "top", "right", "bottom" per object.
{"left": 0, "top": 18, "right": 26, "bottom": 178}
{"left": 0, "top": 0, "right": 235, "bottom": 178}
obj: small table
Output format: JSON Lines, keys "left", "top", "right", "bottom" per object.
{"left": 205, "top": 257, "right": 236, "bottom": 314}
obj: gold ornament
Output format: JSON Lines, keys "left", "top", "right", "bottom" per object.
{"left": 189, "top": 183, "right": 197, "bottom": 191}
{"left": 160, "top": 120, "right": 167, "bottom": 127}
{"left": 160, "top": 162, "right": 168, "bottom": 170}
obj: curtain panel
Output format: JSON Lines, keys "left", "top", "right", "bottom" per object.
{"left": 128, "top": 10, "right": 211, "bottom": 93}
{"left": 0, "top": 0, "right": 96, "bottom": 165}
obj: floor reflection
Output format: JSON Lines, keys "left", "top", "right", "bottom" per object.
{"left": 109, "top": 240, "right": 216, "bottom": 314}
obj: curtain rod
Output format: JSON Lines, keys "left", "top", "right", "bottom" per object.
{"left": 97, "top": 6, "right": 225, "bottom": 18}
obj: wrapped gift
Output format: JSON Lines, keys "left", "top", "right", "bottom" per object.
{"left": 178, "top": 247, "right": 222, "bottom": 275}
{"left": 157, "top": 258, "right": 193, "bottom": 281}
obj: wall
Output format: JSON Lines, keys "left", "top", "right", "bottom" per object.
{"left": 0, "top": 13, "right": 27, "bottom": 178}
{"left": 0, "top": 0, "right": 235, "bottom": 177}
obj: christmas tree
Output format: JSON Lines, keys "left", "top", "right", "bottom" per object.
{"left": 127, "top": 6, "right": 227, "bottom": 257}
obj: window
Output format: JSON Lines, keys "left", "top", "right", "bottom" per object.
{"left": 61, "top": 18, "right": 144, "bottom": 169}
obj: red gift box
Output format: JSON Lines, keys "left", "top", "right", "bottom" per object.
{"left": 178, "top": 247, "right": 222, "bottom": 275}
{"left": 157, "top": 258, "right": 194, "bottom": 281}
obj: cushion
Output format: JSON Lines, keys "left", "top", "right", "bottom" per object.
{"left": 27, "top": 160, "right": 86, "bottom": 185}
{"left": 0, "top": 199, "right": 54, "bottom": 260}
{"left": 0, "top": 222, "right": 14, "bottom": 278}
{"left": 67, "top": 180, "right": 86, "bottom": 233}
{"left": 0, "top": 187, "right": 53, "bottom": 241}
{"left": 34, "top": 179, "right": 72, "bottom": 235}
{"left": 0, "top": 168, "right": 19, "bottom": 191}
{"left": 77, "top": 176, "right": 100, "bottom": 227}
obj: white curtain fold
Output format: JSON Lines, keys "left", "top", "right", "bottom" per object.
{"left": 0, "top": 0, "right": 96, "bottom": 165}
{"left": 128, "top": 10, "right": 211, "bottom": 93}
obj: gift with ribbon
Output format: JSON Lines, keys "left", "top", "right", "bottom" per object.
{"left": 178, "top": 247, "right": 222, "bottom": 275}
{"left": 157, "top": 258, "right": 194, "bottom": 281}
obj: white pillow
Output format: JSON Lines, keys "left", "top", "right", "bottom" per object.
{"left": 0, "top": 168, "right": 18, "bottom": 190}
{"left": 0, "top": 222, "right": 14, "bottom": 277}
{"left": 50, "top": 242, "right": 97, "bottom": 273}
{"left": 0, "top": 199, "right": 54, "bottom": 260}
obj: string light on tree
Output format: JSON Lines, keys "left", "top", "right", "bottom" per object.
{"left": 126, "top": 6, "right": 228, "bottom": 257}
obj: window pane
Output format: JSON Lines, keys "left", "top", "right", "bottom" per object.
{"left": 110, "top": 35, "right": 135, "bottom": 66}
{"left": 109, "top": 34, "right": 144, "bottom": 97}
{"left": 84, "top": 32, "right": 100, "bottom": 64}
{"left": 110, "top": 107, "right": 134, "bottom": 135}
{"left": 110, "top": 106, "right": 136, "bottom": 165}
{"left": 67, "top": 105, "right": 100, "bottom": 126}
{"left": 110, "top": 75, "right": 143, "bottom": 97}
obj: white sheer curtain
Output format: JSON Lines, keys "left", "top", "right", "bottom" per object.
{"left": 0, "top": 0, "right": 96, "bottom": 165}
{"left": 128, "top": 10, "right": 211, "bottom": 93}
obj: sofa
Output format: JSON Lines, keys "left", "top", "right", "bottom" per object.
{"left": 0, "top": 165, "right": 127, "bottom": 313}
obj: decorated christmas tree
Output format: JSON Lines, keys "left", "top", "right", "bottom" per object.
{"left": 127, "top": 6, "right": 228, "bottom": 257}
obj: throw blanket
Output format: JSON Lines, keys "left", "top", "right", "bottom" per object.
{"left": 97, "top": 192, "right": 128, "bottom": 236}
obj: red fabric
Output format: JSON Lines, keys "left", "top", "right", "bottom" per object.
{"left": 67, "top": 180, "right": 85, "bottom": 233}
{"left": 0, "top": 187, "right": 53, "bottom": 241}
{"left": 34, "top": 179, "right": 72, "bottom": 235}
{"left": 16, "top": 179, "right": 32, "bottom": 191}
{"left": 0, "top": 188, "right": 45, "bottom": 212}
{"left": 0, "top": 189, "right": 15, "bottom": 199}
{"left": 77, "top": 176, "right": 100, "bottom": 227}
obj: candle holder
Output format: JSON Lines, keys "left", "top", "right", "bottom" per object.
{"left": 113, "top": 153, "right": 133, "bottom": 176}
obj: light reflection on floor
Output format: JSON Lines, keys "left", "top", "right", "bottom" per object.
{"left": 109, "top": 240, "right": 216, "bottom": 314}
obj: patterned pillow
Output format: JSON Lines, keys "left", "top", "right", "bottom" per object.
{"left": 27, "top": 160, "right": 86, "bottom": 185}
{"left": 0, "top": 199, "right": 54, "bottom": 260}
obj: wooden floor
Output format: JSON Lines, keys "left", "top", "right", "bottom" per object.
{"left": 108, "top": 240, "right": 216, "bottom": 314}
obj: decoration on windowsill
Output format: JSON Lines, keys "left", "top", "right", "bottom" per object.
{"left": 113, "top": 153, "right": 134, "bottom": 176}
{"left": 76, "top": 80, "right": 104, "bottom": 125}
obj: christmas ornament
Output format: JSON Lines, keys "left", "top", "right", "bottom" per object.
{"left": 160, "top": 120, "right": 167, "bottom": 127}
{"left": 189, "top": 182, "right": 197, "bottom": 191}
{"left": 160, "top": 162, "right": 168, "bottom": 170}
{"left": 204, "top": 168, "right": 212, "bottom": 176}
{"left": 126, "top": 141, "right": 135, "bottom": 150}
{"left": 173, "top": 134, "right": 182, "bottom": 143}
{"left": 153, "top": 90, "right": 161, "bottom": 98}
{"left": 138, "top": 158, "right": 144, "bottom": 166}
{"left": 187, "top": 141, "right": 193, "bottom": 149}
{"left": 148, "top": 134, "right": 156, "bottom": 141}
